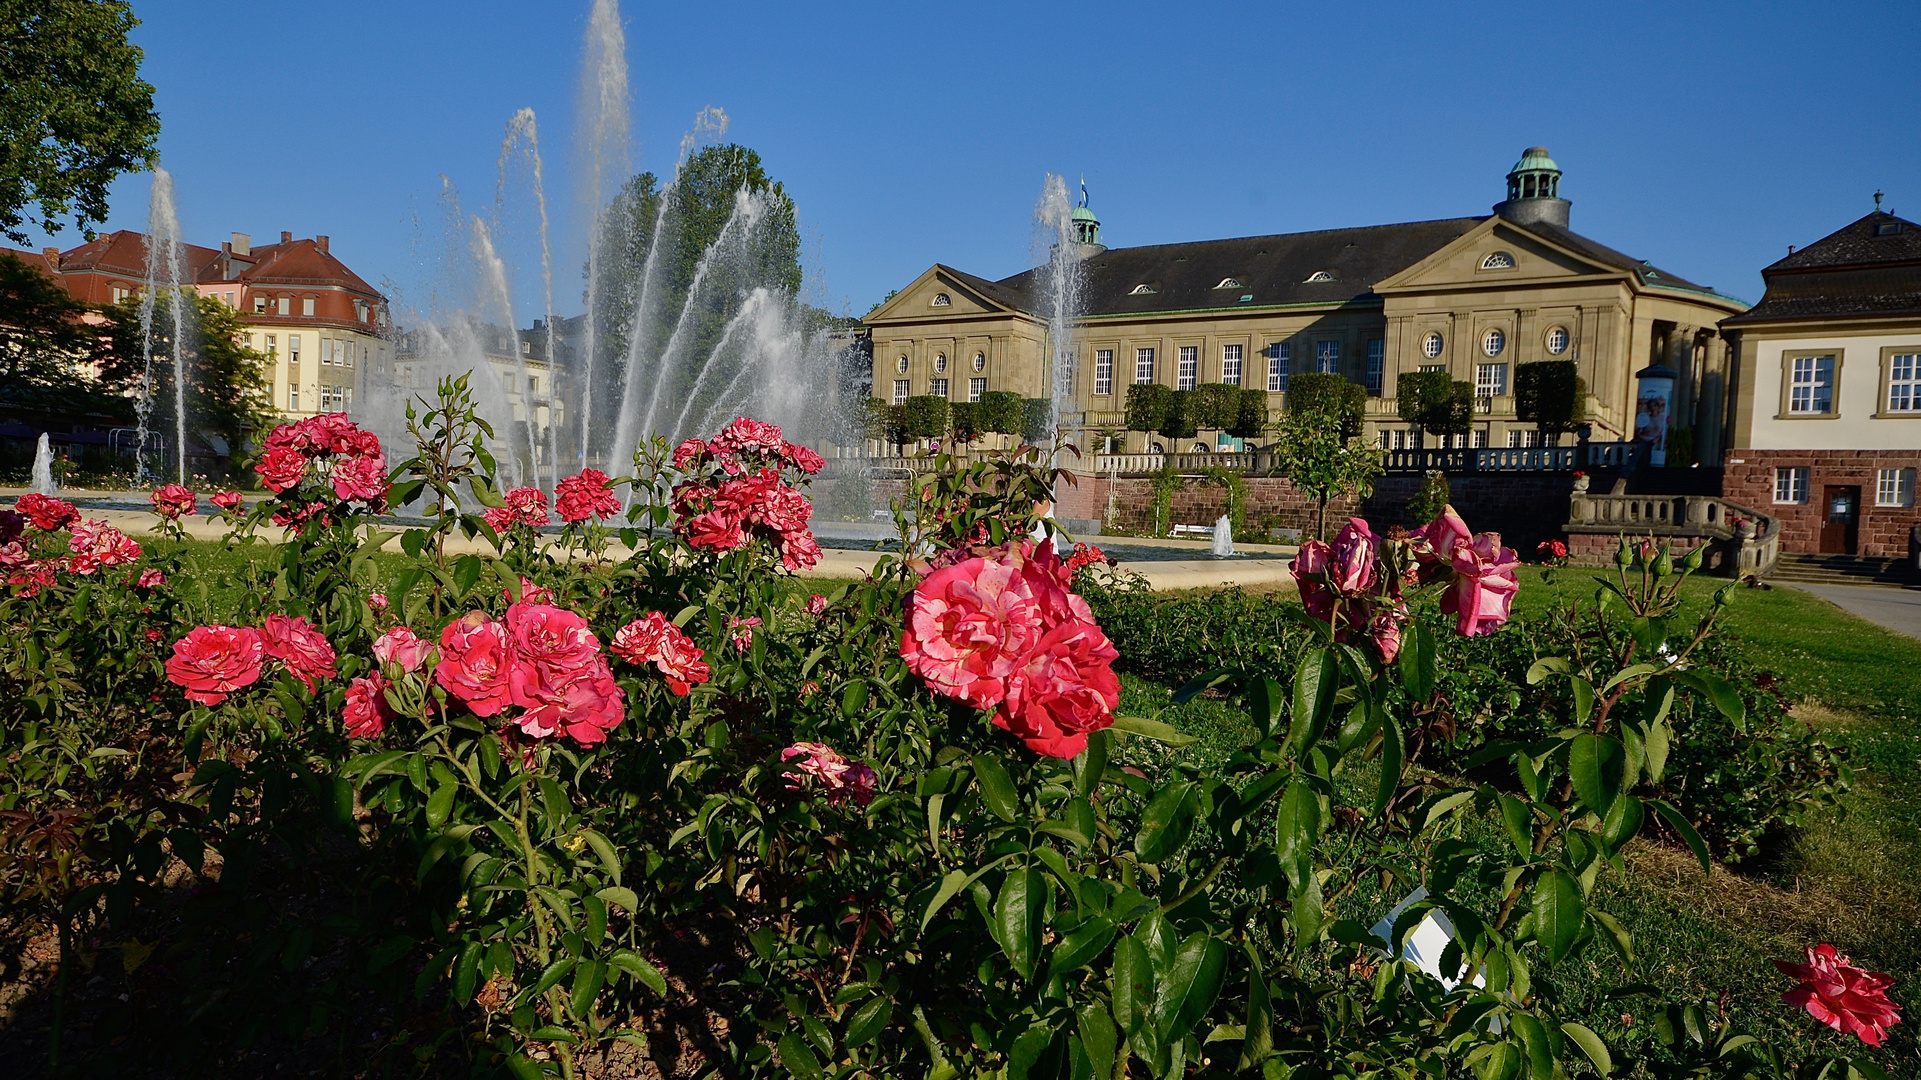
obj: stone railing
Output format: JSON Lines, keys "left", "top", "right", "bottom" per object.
{"left": 1565, "top": 486, "right": 1779, "bottom": 577}
{"left": 1381, "top": 446, "right": 1577, "bottom": 473}
{"left": 1093, "top": 452, "right": 1277, "bottom": 476}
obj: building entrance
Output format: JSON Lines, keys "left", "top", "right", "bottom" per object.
{"left": 1821, "top": 485, "right": 1859, "bottom": 555}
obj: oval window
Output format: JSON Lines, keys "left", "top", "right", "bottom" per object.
{"left": 973, "top": 352, "right": 986, "bottom": 371}
{"left": 1483, "top": 329, "right": 1506, "bottom": 356}
{"left": 1422, "top": 332, "right": 1444, "bottom": 359}
{"left": 1546, "top": 326, "right": 1570, "bottom": 354}
{"left": 935, "top": 353, "right": 947, "bottom": 372}
{"left": 896, "top": 355, "right": 908, "bottom": 373}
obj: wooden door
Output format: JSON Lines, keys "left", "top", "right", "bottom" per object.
{"left": 1820, "top": 485, "right": 1859, "bottom": 554}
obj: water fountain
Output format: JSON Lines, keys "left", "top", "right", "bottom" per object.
{"left": 1032, "top": 174, "right": 1085, "bottom": 452}
{"left": 1211, "top": 514, "right": 1235, "bottom": 558}
{"left": 30, "top": 434, "right": 56, "bottom": 495}
{"left": 137, "top": 166, "right": 191, "bottom": 484}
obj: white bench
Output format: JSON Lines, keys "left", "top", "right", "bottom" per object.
{"left": 1171, "top": 524, "right": 1216, "bottom": 540}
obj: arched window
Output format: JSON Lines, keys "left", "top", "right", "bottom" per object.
{"left": 1545, "top": 326, "right": 1570, "bottom": 355}
{"left": 1214, "top": 277, "right": 1242, "bottom": 289}
{"left": 1149, "top": 442, "right": 1165, "bottom": 455}
{"left": 931, "top": 293, "right": 951, "bottom": 306}
{"left": 1192, "top": 443, "right": 1210, "bottom": 454}
{"left": 1483, "top": 328, "right": 1506, "bottom": 356}
{"left": 1422, "top": 332, "right": 1445, "bottom": 359}
{"left": 1304, "top": 270, "right": 1334, "bottom": 283}
{"left": 1129, "top": 284, "right": 1156, "bottom": 295}
{"left": 1481, "top": 252, "right": 1515, "bottom": 270}
{"left": 934, "top": 353, "right": 947, "bottom": 372}
{"left": 896, "top": 355, "right": 908, "bottom": 374}
{"left": 973, "top": 352, "right": 986, "bottom": 371}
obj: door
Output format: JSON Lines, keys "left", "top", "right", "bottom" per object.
{"left": 1820, "top": 485, "right": 1859, "bottom": 554}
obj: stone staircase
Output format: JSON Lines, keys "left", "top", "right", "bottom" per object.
{"left": 1767, "top": 553, "right": 1921, "bottom": 589}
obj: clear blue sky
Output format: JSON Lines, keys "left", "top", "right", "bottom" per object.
{"left": 19, "top": 0, "right": 1920, "bottom": 320}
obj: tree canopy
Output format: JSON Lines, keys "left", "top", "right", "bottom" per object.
{"left": 98, "top": 290, "right": 274, "bottom": 463}
{"left": 1274, "top": 401, "right": 1383, "bottom": 539}
{"left": 0, "top": 0, "right": 160, "bottom": 243}
{"left": 0, "top": 250, "right": 123, "bottom": 418}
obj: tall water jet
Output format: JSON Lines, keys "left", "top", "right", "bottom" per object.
{"left": 573, "top": 0, "right": 631, "bottom": 471}
{"left": 1032, "top": 174, "right": 1086, "bottom": 454}
{"left": 30, "top": 434, "right": 55, "bottom": 495}
{"left": 498, "top": 108, "right": 560, "bottom": 491}
{"left": 469, "top": 217, "right": 537, "bottom": 488}
{"left": 139, "top": 167, "right": 190, "bottom": 484}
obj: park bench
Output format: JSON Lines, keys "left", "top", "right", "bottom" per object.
{"left": 1170, "top": 523, "right": 1216, "bottom": 540}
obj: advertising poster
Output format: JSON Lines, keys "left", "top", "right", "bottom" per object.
{"left": 1634, "top": 378, "right": 1673, "bottom": 467}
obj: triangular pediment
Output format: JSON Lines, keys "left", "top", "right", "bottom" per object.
{"left": 1374, "top": 218, "right": 1625, "bottom": 293}
{"left": 865, "top": 265, "right": 1020, "bottom": 323}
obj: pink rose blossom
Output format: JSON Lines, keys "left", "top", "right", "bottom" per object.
{"left": 331, "top": 455, "right": 388, "bottom": 504}
{"left": 781, "top": 742, "right": 877, "bottom": 806}
{"left": 1776, "top": 944, "right": 1902, "bottom": 1047}
{"left": 779, "top": 530, "right": 823, "bottom": 572}
{"left": 508, "top": 576, "right": 552, "bottom": 605}
{"left": 782, "top": 442, "right": 824, "bottom": 474}
{"left": 902, "top": 554, "right": 1045, "bottom": 710}
{"left": 610, "top": 612, "right": 711, "bottom": 696}
{"left": 0, "top": 542, "right": 29, "bottom": 568}
{"left": 434, "top": 611, "right": 518, "bottom": 717}
{"left": 712, "top": 416, "right": 783, "bottom": 455}
{"left": 1442, "top": 531, "right": 1521, "bottom": 637}
{"left": 1327, "top": 518, "right": 1379, "bottom": 594}
{"left": 151, "top": 484, "right": 197, "bottom": 520}
{"left": 259, "top": 613, "right": 339, "bottom": 690}
{"left": 255, "top": 447, "right": 306, "bottom": 492}
{"left": 728, "top": 615, "right": 761, "bottom": 652}
{"left": 554, "top": 469, "right": 620, "bottom": 524}
{"left": 166, "top": 625, "right": 264, "bottom": 706}
{"left": 805, "top": 593, "right": 828, "bottom": 615}
{"left": 135, "top": 568, "right": 164, "bottom": 589}
{"left": 672, "top": 438, "right": 708, "bottom": 469}
{"left": 368, "top": 592, "right": 388, "bottom": 611}
{"left": 67, "top": 520, "right": 141, "bottom": 575}
{"left": 373, "top": 626, "right": 435, "bottom": 674}
{"left": 343, "top": 672, "right": 392, "bottom": 739}
{"left": 211, "top": 490, "right": 244, "bottom": 513}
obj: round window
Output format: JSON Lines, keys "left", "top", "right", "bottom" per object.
{"left": 935, "top": 353, "right": 947, "bottom": 373}
{"left": 973, "top": 352, "right": 986, "bottom": 371}
{"left": 896, "top": 355, "right": 908, "bottom": 373}
{"left": 1546, "top": 326, "right": 1569, "bottom": 354}
{"left": 1483, "top": 329, "right": 1505, "bottom": 356}
{"left": 1422, "top": 332, "right": 1444, "bottom": 359}
{"left": 1149, "top": 442, "right": 1165, "bottom": 455}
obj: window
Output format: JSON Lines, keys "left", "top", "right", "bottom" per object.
{"left": 1507, "top": 429, "right": 1542, "bottom": 448}
{"left": 1094, "top": 349, "right": 1114, "bottom": 395}
{"left": 932, "top": 293, "right": 951, "bottom": 307}
{"left": 1129, "top": 284, "right": 1156, "bottom": 295}
{"left": 1878, "top": 468, "right": 1916, "bottom": 507}
{"left": 277, "top": 296, "right": 291, "bottom": 316}
{"left": 930, "top": 377, "right": 949, "bottom": 398}
{"left": 1546, "top": 326, "right": 1570, "bottom": 354}
{"left": 1483, "top": 328, "right": 1506, "bottom": 356}
{"left": 1422, "top": 332, "right": 1444, "bottom": 359}
{"left": 1177, "top": 346, "right": 1198, "bottom": 390}
{"left": 254, "top": 295, "right": 267, "bottom": 313}
{"left": 1149, "top": 442, "right": 1164, "bottom": 455}
{"left": 289, "top": 387, "right": 298, "bottom": 411}
{"left": 1475, "top": 363, "right": 1508, "bottom": 398}
{"left": 1315, "top": 340, "right": 1339, "bottom": 375}
{"left": 1419, "top": 363, "right": 1445, "bottom": 373}
{"left": 1481, "top": 252, "right": 1516, "bottom": 270}
{"left": 1471, "top": 429, "right": 1488, "bottom": 448}
{"left": 1304, "top": 271, "right": 1334, "bottom": 283}
{"left": 973, "top": 352, "right": 986, "bottom": 371}
{"left": 1888, "top": 353, "right": 1920, "bottom": 411}
{"left": 896, "top": 355, "right": 908, "bottom": 374}
{"left": 355, "top": 299, "right": 368, "bottom": 322}
{"left": 892, "top": 380, "right": 909, "bottom": 405}
{"left": 1058, "top": 357, "right": 1073, "bottom": 396}
{"left": 1214, "top": 278, "right": 1242, "bottom": 290}
{"left": 1774, "top": 466, "right": 1809, "bottom": 504}
{"left": 321, "top": 340, "right": 332, "bottom": 366}
{"left": 289, "top": 335, "right": 301, "bottom": 364}
{"left": 527, "top": 376, "right": 539, "bottom": 396}
{"left": 1135, "top": 347, "right": 1156, "bottom": 383}
{"left": 934, "top": 353, "right": 947, "bottom": 372}
{"left": 302, "top": 297, "right": 316, "bottom": 317}
{"left": 1788, "top": 353, "right": 1836, "bottom": 413}
{"left": 225, "top": 291, "right": 236, "bottom": 306}
{"left": 1366, "top": 339, "right": 1384, "bottom": 394}
{"left": 1221, "top": 344, "right": 1243, "bottom": 386}
{"left": 1268, "top": 342, "right": 1290, "bottom": 392}
{"left": 969, "top": 377, "right": 986, "bottom": 402}
{"left": 265, "top": 334, "right": 276, "bottom": 355}
{"left": 345, "top": 343, "right": 354, "bottom": 368}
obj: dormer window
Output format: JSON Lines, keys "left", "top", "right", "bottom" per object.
{"left": 1129, "top": 284, "right": 1156, "bottom": 295}
{"left": 931, "top": 293, "right": 952, "bottom": 306}
{"left": 1303, "top": 271, "right": 1334, "bottom": 283}
{"left": 1481, "top": 252, "right": 1515, "bottom": 270}
{"left": 1214, "top": 278, "right": 1242, "bottom": 289}
{"left": 1876, "top": 221, "right": 1905, "bottom": 237}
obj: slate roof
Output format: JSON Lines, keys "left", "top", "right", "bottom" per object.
{"left": 1722, "top": 211, "right": 1921, "bottom": 326}
{"left": 1524, "top": 221, "right": 1718, "bottom": 294}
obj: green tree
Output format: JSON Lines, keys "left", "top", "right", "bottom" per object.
{"left": 1514, "top": 360, "right": 1586, "bottom": 444}
{"left": 0, "top": 0, "right": 159, "bottom": 243}
{"left": 1274, "top": 398, "right": 1384, "bottom": 539}
{"left": 1226, "top": 387, "right": 1269, "bottom": 441}
{"left": 1285, "top": 373, "right": 1364, "bottom": 439}
{"left": 98, "top": 290, "right": 273, "bottom": 466}
{"left": 1188, "top": 383, "right": 1240, "bottom": 430}
{"left": 1395, "top": 369, "right": 1451, "bottom": 447}
{"left": 1123, "top": 383, "right": 1172, "bottom": 433}
{"left": 977, "top": 390, "right": 1025, "bottom": 436}
{"left": 901, "top": 395, "right": 949, "bottom": 440}
{"left": 1157, "top": 391, "right": 1198, "bottom": 442}
{"left": 0, "top": 250, "right": 123, "bottom": 418}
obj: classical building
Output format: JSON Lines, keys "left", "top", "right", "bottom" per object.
{"left": 391, "top": 318, "right": 566, "bottom": 439}
{"left": 41, "top": 229, "right": 390, "bottom": 422}
{"left": 1720, "top": 204, "right": 1921, "bottom": 557}
{"left": 865, "top": 149, "right": 1747, "bottom": 456}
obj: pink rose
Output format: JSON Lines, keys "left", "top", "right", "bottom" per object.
{"left": 712, "top": 416, "right": 783, "bottom": 455}
{"left": 1289, "top": 540, "right": 1335, "bottom": 622}
{"left": 758, "top": 485, "right": 812, "bottom": 534}
{"left": 781, "top": 742, "right": 877, "bottom": 806}
{"left": 672, "top": 438, "right": 708, "bottom": 469}
{"left": 68, "top": 520, "right": 140, "bottom": 574}
{"left": 1408, "top": 506, "right": 1471, "bottom": 581}
{"left": 343, "top": 672, "right": 391, "bottom": 739}
{"left": 554, "top": 469, "right": 620, "bottom": 524}
{"left": 902, "top": 554, "right": 1044, "bottom": 710}
{"left": 166, "top": 625, "right": 264, "bottom": 706}
{"left": 512, "top": 657, "right": 625, "bottom": 745}
{"left": 255, "top": 447, "right": 306, "bottom": 492}
{"left": 1366, "top": 599, "right": 1409, "bottom": 664}
{"left": 1775, "top": 944, "right": 1903, "bottom": 1047}
{"left": 779, "top": 530, "right": 823, "bottom": 572}
{"left": 373, "top": 626, "right": 435, "bottom": 674}
{"left": 1442, "top": 532, "right": 1521, "bottom": 637}
{"left": 211, "top": 490, "right": 244, "bottom": 513}
{"left": 260, "top": 613, "right": 339, "bottom": 690}
{"left": 805, "top": 593, "right": 828, "bottom": 615}
{"left": 1327, "top": 519, "right": 1379, "bottom": 594}
{"left": 507, "top": 577, "right": 553, "bottom": 606}
{"left": 610, "top": 612, "right": 710, "bottom": 696}
{"left": 482, "top": 505, "right": 518, "bottom": 534}
{"left": 728, "top": 615, "right": 761, "bottom": 652}
{"left": 331, "top": 455, "right": 388, "bottom": 504}
{"left": 16, "top": 493, "right": 79, "bottom": 532}
{"left": 505, "top": 602, "right": 602, "bottom": 697}
{"left": 503, "top": 486, "right": 552, "bottom": 527}
{"left": 0, "top": 542, "right": 29, "bottom": 568}
{"left": 782, "top": 442, "right": 825, "bottom": 474}
{"left": 434, "top": 611, "right": 518, "bottom": 717}
{"left": 135, "top": 568, "right": 164, "bottom": 589}
{"left": 151, "top": 483, "right": 197, "bottom": 520}
{"left": 368, "top": 592, "right": 389, "bottom": 612}
{"left": 685, "top": 510, "right": 745, "bottom": 552}
{"left": 994, "top": 614, "right": 1121, "bottom": 759}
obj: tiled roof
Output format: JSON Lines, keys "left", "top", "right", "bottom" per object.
{"left": 1767, "top": 211, "right": 1921, "bottom": 271}
{"left": 1722, "top": 211, "right": 1921, "bottom": 326}
{"left": 58, "top": 230, "right": 220, "bottom": 279}
{"left": 216, "top": 239, "right": 381, "bottom": 296}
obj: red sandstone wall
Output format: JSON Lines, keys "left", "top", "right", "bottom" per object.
{"left": 1723, "top": 449, "right": 1921, "bottom": 558}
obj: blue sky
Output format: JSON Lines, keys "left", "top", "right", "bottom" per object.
{"left": 21, "top": 1, "right": 1920, "bottom": 320}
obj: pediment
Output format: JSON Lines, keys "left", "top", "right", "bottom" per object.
{"left": 865, "top": 265, "right": 1012, "bottom": 322}
{"left": 1375, "top": 218, "right": 1623, "bottom": 293}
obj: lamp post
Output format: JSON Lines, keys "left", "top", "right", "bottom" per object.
{"left": 1633, "top": 362, "right": 1677, "bottom": 468}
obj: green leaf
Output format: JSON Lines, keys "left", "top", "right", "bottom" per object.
{"left": 1133, "top": 781, "right": 1198, "bottom": 865}
{"left": 1171, "top": 666, "right": 1233, "bottom": 705}
{"left": 1248, "top": 676, "right": 1285, "bottom": 740}
{"left": 1533, "top": 870, "right": 1585, "bottom": 964}
{"left": 1678, "top": 670, "right": 1746, "bottom": 728}
{"left": 1074, "top": 729, "right": 1109, "bottom": 796}
{"left": 1372, "top": 713, "right": 1403, "bottom": 819}
{"left": 425, "top": 776, "right": 456, "bottom": 827}
{"left": 1590, "top": 909, "right": 1635, "bottom": 964}
{"left": 451, "top": 554, "right": 483, "bottom": 599}
{"left": 1077, "top": 1005, "right": 1118, "bottom": 1080}
{"left": 1561, "top": 1022, "right": 1613, "bottom": 1077}
{"left": 596, "top": 886, "right": 638, "bottom": 913}
{"left": 569, "top": 959, "right": 606, "bottom": 1019}
{"left": 1107, "top": 714, "right": 1198, "bottom": 747}
{"left": 1275, "top": 781, "right": 1321, "bottom": 893}
{"left": 1399, "top": 621, "right": 1436, "bottom": 702}
{"left": 1600, "top": 794, "right": 1645, "bottom": 854}
{"left": 776, "top": 1032, "right": 824, "bottom": 1080}
{"left": 1525, "top": 657, "right": 1571, "bottom": 685}
{"left": 1603, "top": 662, "right": 1664, "bottom": 691}
{"left": 1509, "top": 1013, "right": 1555, "bottom": 1080}
{"left": 452, "top": 940, "right": 483, "bottom": 1004}
{"left": 1498, "top": 794, "right": 1534, "bottom": 859}
{"left": 1644, "top": 718, "right": 1673, "bottom": 784}
{"left": 1111, "top": 933, "right": 1154, "bottom": 1042}
{"left": 1568, "top": 734, "right": 1624, "bottom": 815}
{"left": 1650, "top": 799, "right": 1713, "bottom": 875}
{"left": 921, "top": 866, "right": 989, "bottom": 932}
{"left": 466, "top": 475, "right": 507, "bottom": 508}
{"left": 994, "top": 866, "right": 1048, "bottom": 981}
{"left": 1154, "top": 933, "right": 1229, "bottom": 1045}
{"left": 844, "top": 995, "right": 892, "bottom": 1048}
{"left": 972, "top": 753, "right": 1020, "bottom": 822}
{"left": 1045, "top": 915, "right": 1116, "bottom": 981}
{"left": 607, "top": 948, "right": 666, "bottom": 994}
{"left": 1288, "top": 647, "right": 1338, "bottom": 756}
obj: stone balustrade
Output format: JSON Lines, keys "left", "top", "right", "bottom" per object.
{"left": 1564, "top": 483, "right": 1779, "bottom": 577}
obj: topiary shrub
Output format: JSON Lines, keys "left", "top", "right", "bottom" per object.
{"left": 1124, "top": 383, "right": 1173, "bottom": 433}
{"left": 1514, "top": 359, "right": 1585, "bottom": 443}
{"left": 976, "top": 389, "right": 1025, "bottom": 436}
{"left": 1227, "top": 386, "right": 1269, "bottom": 440}
{"left": 1286, "top": 372, "right": 1365, "bottom": 439}
{"left": 1405, "top": 468, "right": 1451, "bottom": 525}
{"left": 947, "top": 400, "right": 981, "bottom": 444}
{"left": 1020, "top": 396, "right": 1051, "bottom": 444}
{"left": 1157, "top": 391, "right": 1198, "bottom": 440}
{"left": 1188, "top": 383, "right": 1241, "bottom": 430}
{"left": 901, "top": 394, "right": 949, "bottom": 440}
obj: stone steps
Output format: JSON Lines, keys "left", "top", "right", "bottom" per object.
{"left": 1767, "top": 554, "right": 1921, "bottom": 589}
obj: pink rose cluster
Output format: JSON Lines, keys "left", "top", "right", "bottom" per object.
{"left": 484, "top": 486, "right": 554, "bottom": 534}
{"left": 554, "top": 470, "right": 620, "bottom": 525}
{"left": 1289, "top": 506, "right": 1519, "bottom": 663}
{"left": 901, "top": 539, "right": 1120, "bottom": 759}
{"left": 424, "top": 601, "right": 626, "bottom": 746}
{"left": 341, "top": 627, "right": 441, "bottom": 740}
{"left": 669, "top": 417, "right": 824, "bottom": 573}
{"left": 1776, "top": 943, "right": 1902, "bottom": 1047}
{"left": 150, "top": 484, "right": 198, "bottom": 520}
{"left": 254, "top": 413, "right": 389, "bottom": 518}
{"left": 1, "top": 498, "right": 145, "bottom": 595}
{"left": 780, "top": 742, "right": 877, "bottom": 806}
{"left": 609, "top": 612, "right": 711, "bottom": 696}
{"left": 165, "top": 614, "right": 338, "bottom": 706}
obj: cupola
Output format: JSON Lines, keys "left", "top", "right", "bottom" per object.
{"left": 1069, "top": 181, "right": 1105, "bottom": 257}
{"left": 1492, "top": 146, "right": 1571, "bottom": 228}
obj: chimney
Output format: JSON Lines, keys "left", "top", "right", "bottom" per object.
{"left": 41, "top": 247, "right": 59, "bottom": 265}
{"left": 231, "top": 232, "right": 250, "bottom": 256}
{"left": 316, "top": 235, "right": 329, "bottom": 254}
{"left": 280, "top": 231, "right": 292, "bottom": 244}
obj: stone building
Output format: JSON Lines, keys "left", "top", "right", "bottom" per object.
{"left": 1720, "top": 204, "right": 1921, "bottom": 557}
{"left": 865, "top": 149, "right": 1746, "bottom": 456}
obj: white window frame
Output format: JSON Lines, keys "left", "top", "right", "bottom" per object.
{"left": 1366, "top": 340, "right": 1384, "bottom": 394}
{"left": 1888, "top": 352, "right": 1920, "bottom": 412}
{"left": 1093, "top": 349, "right": 1114, "bottom": 395}
{"left": 968, "top": 377, "right": 986, "bottom": 402}
{"left": 1546, "top": 326, "right": 1570, "bottom": 355}
{"left": 289, "top": 386, "right": 298, "bottom": 411}
{"left": 1774, "top": 466, "right": 1809, "bottom": 504}
{"left": 1877, "top": 467, "right": 1915, "bottom": 507}
{"left": 973, "top": 352, "right": 986, "bottom": 372}
{"left": 1177, "top": 346, "right": 1198, "bottom": 390}
{"left": 1221, "top": 344, "right": 1243, "bottom": 386}
{"left": 1268, "top": 343, "right": 1289, "bottom": 392}
{"left": 1315, "top": 340, "right": 1339, "bottom": 375}
{"left": 1788, "top": 354, "right": 1836, "bottom": 414}
{"left": 302, "top": 296, "right": 316, "bottom": 317}
{"left": 1475, "top": 363, "right": 1508, "bottom": 398}
{"left": 892, "top": 380, "right": 909, "bottom": 405}
{"left": 896, "top": 355, "right": 908, "bottom": 374}
{"left": 1483, "top": 328, "right": 1505, "bottom": 356}
{"left": 1135, "top": 347, "right": 1155, "bottom": 384}
{"left": 934, "top": 353, "right": 947, "bottom": 373}
{"left": 929, "top": 377, "right": 949, "bottom": 399}
{"left": 1422, "top": 332, "right": 1444, "bottom": 359}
